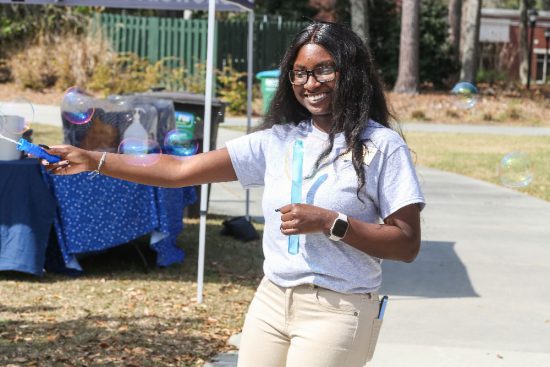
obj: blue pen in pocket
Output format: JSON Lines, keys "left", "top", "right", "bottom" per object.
{"left": 378, "top": 295, "right": 388, "bottom": 320}
{"left": 288, "top": 139, "right": 304, "bottom": 255}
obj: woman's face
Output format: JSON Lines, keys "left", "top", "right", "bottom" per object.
{"left": 290, "top": 43, "right": 337, "bottom": 118}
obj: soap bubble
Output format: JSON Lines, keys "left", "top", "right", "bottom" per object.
{"left": 118, "top": 138, "right": 162, "bottom": 167}
{"left": 0, "top": 98, "right": 34, "bottom": 135}
{"left": 164, "top": 129, "right": 199, "bottom": 157}
{"left": 61, "top": 87, "right": 95, "bottom": 125}
{"left": 498, "top": 152, "right": 533, "bottom": 188}
{"left": 451, "top": 82, "right": 478, "bottom": 109}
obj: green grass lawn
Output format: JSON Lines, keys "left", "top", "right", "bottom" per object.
{"left": 404, "top": 131, "right": 550, "bottom": 202}
{"left": 31, "top": 124, "right": 65, "bottom": 148}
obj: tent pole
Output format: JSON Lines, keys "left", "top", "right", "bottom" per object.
{"left": 245, "top": 9, "right": 254, "bottom": 221}
{"left": 197, "top": 0, "right": 217, "bottom": 304}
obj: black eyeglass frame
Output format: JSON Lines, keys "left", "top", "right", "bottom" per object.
{"left": 288, "top": 65, "right": 337, "bottom": 85}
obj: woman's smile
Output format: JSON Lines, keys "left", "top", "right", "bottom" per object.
{"left": 304, "top": 91, "right": 330, "bottom": 104}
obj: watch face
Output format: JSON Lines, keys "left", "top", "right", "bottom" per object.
{"left": 332, "top": 218, "right": 348, "bottom": 237}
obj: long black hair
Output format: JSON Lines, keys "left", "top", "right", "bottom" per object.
{"left": 262, "top": 21, "right": 395, "bottom": 199}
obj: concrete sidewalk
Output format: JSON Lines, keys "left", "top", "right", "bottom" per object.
{"left": 206, "top": 126, "right": 550, "bottom": 367}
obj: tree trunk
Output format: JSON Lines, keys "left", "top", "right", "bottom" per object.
{"left": 393, "top": 0, "right": 420, "bottom": 94}
{"left": 459, "top": 0, "right": 481, "bottom": 83}
{"left": 350, "top": 0, "right": 369, "bottom": 43}
{"left": 519, "top": 0, "right": 529, "bottom": 84}
{"left": 448, "top": 0, "right": 462, "bottom": 55}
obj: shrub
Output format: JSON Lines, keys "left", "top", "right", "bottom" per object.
{"left": 482, "top": 112, "right": 493, "bottom": 121}
{"left": 9, "top": 23, "right": 117, "bottom": 92}
{"left": 9, "top": 37, "right": 58, "bottom": 89}
{"left": 88, "top": 53, "right": 153, "bottom": 95}
{"left": 216, "top": 58, "right": 248, "bottom": 115}
{"left": 506, "top": 107, "right": 521, "bottom": 120}
{"left": 476, "top": 69, "right": 507, "bottom": 85}
{"left": 6, "top": 21, "right": 250, "bottom": 114}
{"left": 411, "top": 110, "right": 428, "bottom": 120}
{"left": 445, "top": 110, "right": 459, "bottom": 119}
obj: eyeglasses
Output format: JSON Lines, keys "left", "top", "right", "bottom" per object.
{"left": 289, "top": 65, "right": 336, "bottom": 85}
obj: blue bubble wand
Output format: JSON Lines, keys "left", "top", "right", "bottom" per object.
{"left": 0, "top": 133, "right": 61, "bottom": 163}
{"left": 288, "top": 139, "right": 304, "bottom": 255}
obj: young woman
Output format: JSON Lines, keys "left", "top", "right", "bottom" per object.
{"left": 45, "top": 21, "right": 425, "bottom": 367}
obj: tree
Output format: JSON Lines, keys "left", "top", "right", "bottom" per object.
{"left": 394, "top": 0, "right": 420, "bottom": 94}
{"left": 448, "top": 0, "right": 462, "bottom": 57}
{"left": 459, "top": 0, "right": 481, "bottom": 83}
{"left": 421, "top": 0, "right": 460, "bottom": 88}
{"left": 309, "top": 0, "right": 338, "bottom": 21}
{"left": 350, "top": 0, "right": 369, "bottom": 43}
{"left": 254, "top": 0, "right": 317, "bottom": 20}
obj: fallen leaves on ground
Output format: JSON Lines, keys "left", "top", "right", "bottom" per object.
{"left": 0, "top": 216, "right": 265, "bottom": 367}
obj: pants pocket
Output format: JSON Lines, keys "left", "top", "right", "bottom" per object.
{"left": 366, "top": 318, "right": 383, "bottom": 362}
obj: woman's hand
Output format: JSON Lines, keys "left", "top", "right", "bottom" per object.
{"left": 278, "top": 203, "right": 337, "bottom": 236}
{"left": 277, "top": 202, "right": 421, "bottom": 262}
{"left": 43, "top": 145, "right": 96, "bottom": 175}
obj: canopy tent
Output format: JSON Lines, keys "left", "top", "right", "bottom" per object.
{"left": 0, "top": 0, "right": 255, "bottom": 303}
{"left": 0, "top": 0, "right": 253, "bottom": 11}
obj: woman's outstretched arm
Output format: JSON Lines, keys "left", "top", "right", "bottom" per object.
{"left": 45, "top": 145, "right": 237, "bottom": 188}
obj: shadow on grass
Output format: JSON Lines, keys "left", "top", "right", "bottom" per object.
{"left": 0, "top": 313, "right": 224, "bottom": 366}
{"left": 0, "top": 214, "right": 266, "bottom": 289}
{"left": 0, "top": 218, "right": 262, "bottom": 365}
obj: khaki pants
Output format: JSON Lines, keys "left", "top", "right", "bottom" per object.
{"left": 238, "top": 277, "right": 383, "bottom": 367}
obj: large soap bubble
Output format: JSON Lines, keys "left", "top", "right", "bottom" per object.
{"left": 498, "top": 152, "right": 533, "bottom": 188}
{"left": 451, "top": 82, "right": 478, "bottom": 109}
{"left": 118, "top": 138, "right": 162, "bottom": 167}
{"left": 164, "top": 130, "right": 199, "bottom": 158}
{"left": 61, "top": 87, "right": 95, "bottom": 125}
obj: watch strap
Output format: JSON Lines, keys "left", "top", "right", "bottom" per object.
{"left": 328, "top": 212, "right": 348, "bottom": 241}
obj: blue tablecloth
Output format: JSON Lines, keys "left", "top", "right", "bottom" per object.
{"left": 44, "top": 172, "right": 196, "bottom": 272}
{"left": 0, "top": 159, "right": 56, "bottom": 275}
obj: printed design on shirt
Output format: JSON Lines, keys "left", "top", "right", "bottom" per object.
{"left": 283, "top": 135, "right": 336, "bottom": 204}
{"left": 305, "top": 173, "right": 328, "bottom": 204}
{"left": 283, "top": 133, "right": 326, "bottom": 181}
{"left": 283, "top": 135, "right": 378, "bottom": 206}
{"left": 338, "top": 142, "right": 379, "bottom": 166}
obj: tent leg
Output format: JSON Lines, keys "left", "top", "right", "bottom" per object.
{"left": 197, "top": 0, "right": 217, "bottom": 304}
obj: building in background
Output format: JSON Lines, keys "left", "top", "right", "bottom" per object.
{"left": 480, "top": 8, "right": 550, "bottom": 83}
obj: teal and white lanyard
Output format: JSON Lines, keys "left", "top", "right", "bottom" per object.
{"left": 288, "top": 139, "right": 304, "bottom": 255}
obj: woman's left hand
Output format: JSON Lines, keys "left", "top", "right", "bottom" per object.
{"left": 277, "top": 203, "right": 337, "bottom": 236}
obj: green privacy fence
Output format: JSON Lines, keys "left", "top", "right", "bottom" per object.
{"left": 96, "top": 13, "right": 308, "bottom": 77}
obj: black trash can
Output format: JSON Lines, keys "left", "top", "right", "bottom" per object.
{"left": 137, "top": 91, "right": 226, "bottom": 218}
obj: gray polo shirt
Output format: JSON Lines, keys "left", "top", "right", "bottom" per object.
{"left": 226, "top": 120, "right": 425, "bottom": 294}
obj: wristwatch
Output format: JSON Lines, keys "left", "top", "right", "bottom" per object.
{"left": 328, "top": 212, "right": 349, "bottom": 241}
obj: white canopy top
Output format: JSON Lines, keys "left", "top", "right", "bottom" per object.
{"left": 0, "top": 0, "right": 253, "bottom": 12}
